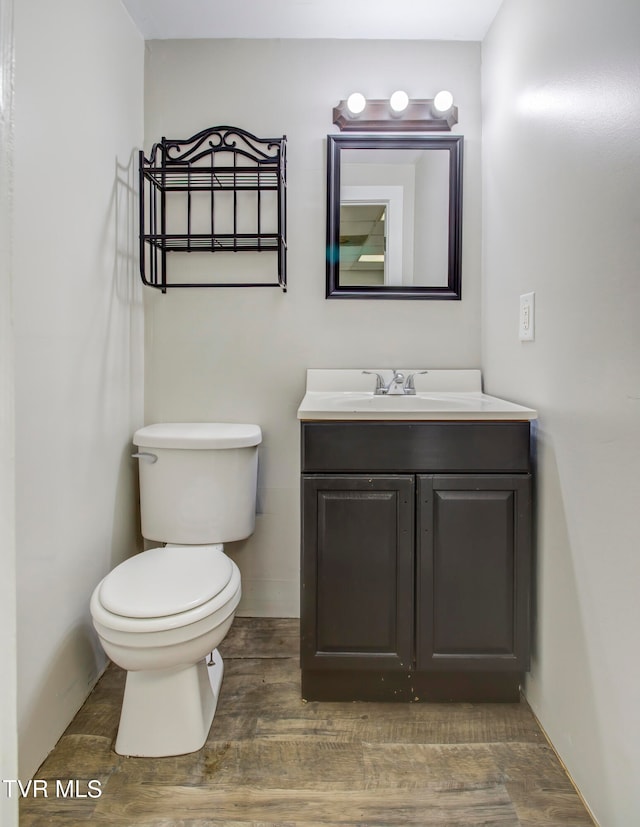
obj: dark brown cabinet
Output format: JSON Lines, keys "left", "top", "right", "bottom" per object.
{"left": 301, "top": 421, "right": 532, "bottom": 702}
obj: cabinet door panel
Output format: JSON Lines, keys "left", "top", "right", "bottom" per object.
{"left": 417, "top": 475, "right": 531, "bottom": 671}
{"left": 302, "top": 475, "right": 414, "bottom": 670}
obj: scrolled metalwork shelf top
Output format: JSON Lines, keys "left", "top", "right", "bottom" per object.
{"left": 143, "top": 125, "right": 286, "bottom": 169}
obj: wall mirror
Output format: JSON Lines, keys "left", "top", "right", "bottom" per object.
{"left": 326, "top": 134, "right": 463, "bottom": 299}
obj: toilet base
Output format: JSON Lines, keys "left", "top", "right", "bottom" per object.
{"left": 114, "top": 649, "right": 224, "bottom": 757}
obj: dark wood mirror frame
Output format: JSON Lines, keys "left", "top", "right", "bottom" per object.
{"left": 326, "top": 134, "right": 463, "bottom": 300}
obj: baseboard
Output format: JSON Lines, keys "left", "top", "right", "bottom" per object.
{"left": 521, "top": 696, "right": 600, "bottom": 826}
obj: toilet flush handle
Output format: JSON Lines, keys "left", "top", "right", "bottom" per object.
{"left": 131, "top": 452, "right": 158, "bottom": 464}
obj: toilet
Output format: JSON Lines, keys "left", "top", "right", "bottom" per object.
{"left": 90, "top": 422, "right": 261, "bottom": 757}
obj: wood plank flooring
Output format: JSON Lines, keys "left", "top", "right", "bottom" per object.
{"left": 20, "top": 618, "right": 594, "bottom": 826}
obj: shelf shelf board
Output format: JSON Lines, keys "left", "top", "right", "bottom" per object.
{"left": 142, "top": 167, "right": 281, "bottom": 191}
{"left": 143, "top": 234, "right": 282, "bottom": 252}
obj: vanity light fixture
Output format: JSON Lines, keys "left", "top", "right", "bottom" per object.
{"left": 334, "top": 91, "right": 458, "bottom": 132}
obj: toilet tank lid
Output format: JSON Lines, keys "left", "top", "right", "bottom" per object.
{"left": 134, "top": 422, "right": 262, "bottom": 449}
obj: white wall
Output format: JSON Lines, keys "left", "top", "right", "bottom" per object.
{"left": 482, "top": 1, "right": 640, "bottom": 824}
{"left": 143, "top": 38, "right": 482, "bottom": 617}
{"left": 0, "top": 0, "right": 18, "bottom": 822}
{"left": 13, "top": 0, "right": 145, "bottom": 778}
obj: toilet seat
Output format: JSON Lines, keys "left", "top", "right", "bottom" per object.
{"left": 91, "top": 545, "right": 240, "bottom": 634}
{"left": 99, "top": 544, "right": 232, "bottom": 618}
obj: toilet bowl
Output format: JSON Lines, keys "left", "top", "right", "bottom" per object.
{"left": 90, "top": 422, "right": 261, "bottom": 757}
{"left": 91, "top": 544, "right": 241, "bottom": 757}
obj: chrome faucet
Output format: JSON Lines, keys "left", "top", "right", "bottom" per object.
{"left": 386, "top": 369, "right": 406, "bottom": 395}
{"left": 362, "top": 369, "right": 428, "bottom": 395}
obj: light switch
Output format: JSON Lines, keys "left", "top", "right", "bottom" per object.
{"left": 519, "top": 292, "right": 535, "bottom": 341}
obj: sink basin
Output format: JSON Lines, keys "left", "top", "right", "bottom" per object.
{"left": 317, "top": 392, "right": 476, "bottom": 411}
{"left": 297, "top": 370, "right": 537, "bottom": 421}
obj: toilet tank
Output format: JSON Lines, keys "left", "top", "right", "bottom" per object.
{"left": 133, "top": 423, "right": 261, "bottom": 545}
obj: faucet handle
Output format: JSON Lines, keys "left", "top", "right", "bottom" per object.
{"left": 404, "top": 370, "right": 429, "bottom": 394}
{"left": 362, "top": 370, "right": 386, "bottom": 394}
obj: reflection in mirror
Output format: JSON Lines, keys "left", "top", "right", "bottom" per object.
{"left": 339, "top": 202, "right": 387, "bottom": 286}
{"left": 326, "top": 135, "right": 463, "bottom": 299}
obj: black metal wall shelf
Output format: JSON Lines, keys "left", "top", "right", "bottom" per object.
{"left": 139, "top": 126, "right": 287, "bottom": 292}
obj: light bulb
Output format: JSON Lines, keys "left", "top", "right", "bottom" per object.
{"left": 389, "top": 90, "right": 409, "bottom": 113}
{"left": 346, "top": 92, "right": 366, "bottom": 115}
{"left": 433, "top": 90, "right": 454, "bottom": 112}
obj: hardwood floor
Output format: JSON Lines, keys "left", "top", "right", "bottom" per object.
{"left": 20, "top": 619, "right": 594, "bottom": 826}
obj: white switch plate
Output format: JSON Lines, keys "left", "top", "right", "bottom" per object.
{"left": 519, "top": 292, "right": 535, "bottom": 341}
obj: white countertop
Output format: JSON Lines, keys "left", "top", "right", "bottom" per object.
{"left": 297, "top": 370, "right": 538, "bottom": 421}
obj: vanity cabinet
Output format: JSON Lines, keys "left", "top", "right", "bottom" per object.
{"left": 300, "top": 421, "right": 532, "bottom": 702}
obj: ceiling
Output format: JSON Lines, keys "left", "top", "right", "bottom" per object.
{"left": 121, "top": 0, "right": 504, "bottom": 41}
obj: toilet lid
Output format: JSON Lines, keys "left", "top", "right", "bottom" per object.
{"left": 98, "top": 546, "right": 234, "bottom": 619}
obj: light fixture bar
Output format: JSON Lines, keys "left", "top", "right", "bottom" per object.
{"left": 333, "top": 98, "right": 458, "bottom": 132}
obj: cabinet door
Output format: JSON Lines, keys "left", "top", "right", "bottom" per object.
{"left": 302, "top": 475, "right": 414, "bottom": 671}
{"left": 417, "top": 475, "right": 531, "bottom": 672}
